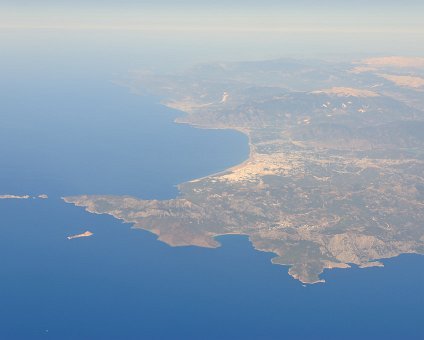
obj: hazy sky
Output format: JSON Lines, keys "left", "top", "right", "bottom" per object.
{"left": 1, "top": 1, "right": 423, "bottom": 72}
{"left": 5, "top": 0, "right": 424, "bottom": 7}
{"left": 2, "top": 1, "right": 423, "bottom": 34}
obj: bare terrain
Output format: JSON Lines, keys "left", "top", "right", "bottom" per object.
{"left": 67, "top": 231, "right": 94, "bottom": 240}
{"left": 64, "top": 57, "right": 424, "bottom": 283}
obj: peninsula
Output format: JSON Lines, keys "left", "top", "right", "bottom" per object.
{"left": 64, "top": 57, "right": 424, "bottom": 283}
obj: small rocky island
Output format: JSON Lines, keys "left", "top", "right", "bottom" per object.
{"left": 67, "top": 231, "right": 94, "bottom": 240}
{"left": 65, "top": 57, "right": 424, "bottom": 283}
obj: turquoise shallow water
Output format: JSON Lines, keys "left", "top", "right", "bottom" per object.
{"left": 0, "top": 67, "right": 423, "bottom": 340}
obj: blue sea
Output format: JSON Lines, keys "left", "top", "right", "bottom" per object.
{"left": 0, "top": 50, "right": 423, "bottom": 339}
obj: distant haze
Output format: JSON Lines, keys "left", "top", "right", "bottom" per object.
{"left": 0, "top": 1, "right": 423, "bottom": 72}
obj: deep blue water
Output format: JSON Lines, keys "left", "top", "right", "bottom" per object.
{"left": 0, "top": 72, "right": 423, "bottom": 339}
{"left": 0, "top": 75, "right": 248, "bottom": 199}
{"left": 0, "top": 198, "right": 423, "bottom": 339}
